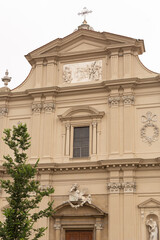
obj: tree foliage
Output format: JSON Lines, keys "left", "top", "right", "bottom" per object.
{"left": 0, "top": 123, "right": 54, "bottom": 240}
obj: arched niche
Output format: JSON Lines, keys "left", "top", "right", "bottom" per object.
{"left": 138, "top": 198, "right": 160, "bottom": 240}
{"left": 52, "top": 202, "right": 107, "bottom": 240}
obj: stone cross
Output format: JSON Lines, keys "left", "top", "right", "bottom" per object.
{"left": 78, "top": 7, "right": 92, "bottom": 22}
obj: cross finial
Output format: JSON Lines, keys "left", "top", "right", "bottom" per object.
{"left": 78, "top": 7, "right": 92, "bottom": 24}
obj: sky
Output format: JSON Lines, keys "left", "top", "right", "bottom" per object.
{"left": 0, "top": 0, "right": 160, "bottom": 89}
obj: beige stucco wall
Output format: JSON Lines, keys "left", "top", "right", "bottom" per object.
{"left": 0, "top": 28, "right": 160, "bottom": 240}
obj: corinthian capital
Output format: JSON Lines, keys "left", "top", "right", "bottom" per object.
{"left": 108, "top": 96, "right": 120, "bottom": 106}
{"left": 95, "top": 223, "right": 103, "bottom": 230}
{"left": 54, "top": 223, "right": 61, "bottom": 230}
{"left": 0, "top": 107, "right": 8, "bottom": 116}
{"left": 122, "top": 182, "right": 136, "bottom": 193}
{"left": 122, "top": 95, "right": 134, "bottom": 105}
{"left": 43, "top": 102, "right": 55, "bottom": 112}
{"left": 107, "top": 182, "right": 121, "bottom": 193}
{"left": 32, "top": 103, "right": 42, "bottom": 113}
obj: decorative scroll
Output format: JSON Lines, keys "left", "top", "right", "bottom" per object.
{"left": 63, "top": 60, "right": 102, "bottom": 83}
{"left": 64, "top": 183, "right": 91, "bottom": 209}
{"left": 140, "top": 112, "right": 159, "bottom": 145}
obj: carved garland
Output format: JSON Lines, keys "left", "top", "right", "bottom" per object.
{"left": 140, "top": 112, "right": 159, "bottom": 145}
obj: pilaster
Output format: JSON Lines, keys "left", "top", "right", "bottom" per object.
{"left": 122, "top": 170, "right": 136, "bottom": 240}
{"left": 65, "top": 123, "right": 70, "bottom": 156}
{"left": 30, "top": 96, "right": 42, "bottom": 162}
{"left": 42, "top": 96, "right": 55, "bottom": 163}
{"left": 122, "top": 85, "right": 135, "bottom": 157}
{"left": 35, "top": 60, "right": 43, "bottom": 88}
{"left": 54, "top": 219, "right": 61, "bottom": 240}
{"left": 108, "top": 171, "right": 121, "bottom": 240}
{"left": 110, "top": 51, "right": 119, "bottom": 79}
{"left": 0, "top": 102, "right": 8, "bottom": 163}
{"left": 92, "top": 121, "right": 97, "bottom": 155}
{"left": 95, "top": 218, "right": 103, "bottom": 240}
{"left": 123, "top": 50, "right": 132, "bottom": 78}
{"left": 46, "top": 59, "right": 57, "bottom": 87}
{"left": 108, "top": 87, "right": 120, "bottom": 158}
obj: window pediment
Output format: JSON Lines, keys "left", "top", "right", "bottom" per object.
{"left": 138, "top": 198, "right": 160, "bottom": 208}
{"left": 58, "top": 106, "right": 105, "bottom": 121}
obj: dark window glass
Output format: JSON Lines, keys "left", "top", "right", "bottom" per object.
{"left": 73, "top": 126, "right": 89, "bottom": 158}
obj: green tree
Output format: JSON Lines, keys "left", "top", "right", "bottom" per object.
{"left": 0, "top": 123, "right": 54, "bottom": 240}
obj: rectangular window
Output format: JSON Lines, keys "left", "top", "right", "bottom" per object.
{"left": 73, "top": 126, "right": 89, "bottom": 158}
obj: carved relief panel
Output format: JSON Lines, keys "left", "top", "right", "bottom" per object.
{"left": 63, "top": 60, "right": 102, "bottom": 83}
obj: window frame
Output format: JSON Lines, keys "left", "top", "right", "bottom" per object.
{"left": 58, "top": 106, "right": 105, "bottom": 161}
{"left": 72, "top": 125, "right": 91, "bottom": 159}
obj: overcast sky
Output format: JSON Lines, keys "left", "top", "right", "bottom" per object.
{"left": 0, "top": 0, "right": 160, "bottom": 89}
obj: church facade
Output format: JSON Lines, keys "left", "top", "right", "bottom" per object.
{"left": 0, "top": 19, "right": 160, "bottom": 240}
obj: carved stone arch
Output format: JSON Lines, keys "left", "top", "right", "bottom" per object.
{"left": 58, "top": 106, "right": 105, "bottom": 121}
{"left": 52, "top": 202, "right": 107, "bottom": 240}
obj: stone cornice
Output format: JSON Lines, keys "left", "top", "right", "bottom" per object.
{"left": 25, "top": 44, "right": 143, "bottom": 64}
{"left": 0, "top": 158, "right": 160, "bottom": 174}
{"left": 29, "top": 158, "right": 160, "bottom": 173}
{"left": 0, "top": 76, "right": 159, "bottom": 100}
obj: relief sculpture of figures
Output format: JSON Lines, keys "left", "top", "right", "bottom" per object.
{"left": 146, "top": 218, "right": 158, "bottom": 240}
{"left": 63, "top": 60, "right": 102, "bottom": 83}
{"left": 63, "top": 66, "right": 73, "bottom": 83}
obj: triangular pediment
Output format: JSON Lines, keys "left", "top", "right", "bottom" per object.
{"left": 53, "top": 202, "right": 107, "bottom": 217}
{"left": 138, "top": 198, "right": 160, "bottom": 208}
{"left": 25, "top": 29, "right": 144, "bottom": 65}
{"left": 60, "top": 41, "right": 104, "bottom": 53}
{"left": 42, "top": 40, "right": 105, "bottom": 56}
